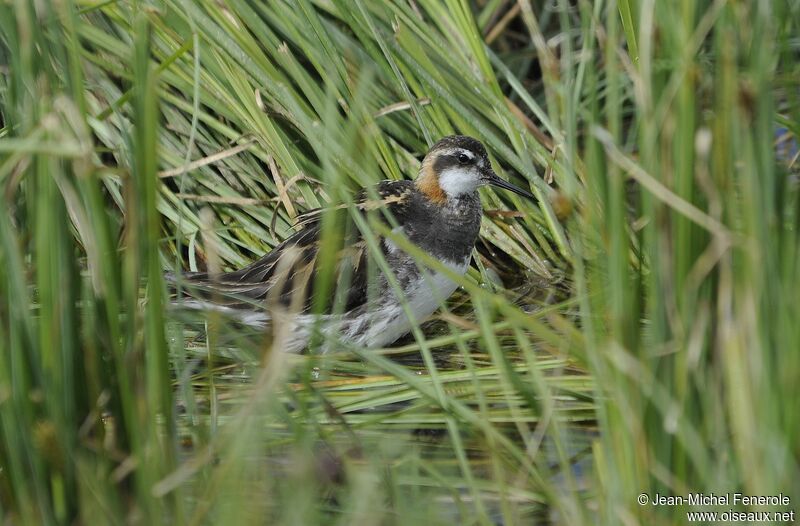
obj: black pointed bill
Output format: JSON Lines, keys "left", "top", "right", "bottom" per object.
{"left": 485, "top": 171, "right": 535, "bottom": 199}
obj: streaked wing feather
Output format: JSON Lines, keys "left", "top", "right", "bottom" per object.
{"left": 171, "top": 180, "right": 414, "bottom": 313}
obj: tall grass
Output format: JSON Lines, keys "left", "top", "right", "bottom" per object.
{"left": 1, "top": 0, "right": 798, "bottom": 524}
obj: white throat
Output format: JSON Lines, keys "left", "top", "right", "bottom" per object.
{"left": 438, "top": 167, "right": 479, "bottom": 198}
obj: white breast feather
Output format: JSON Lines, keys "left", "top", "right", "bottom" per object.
{"left": 356, "top": 257, "right": 470, "bottom": 348}
{"left": 174, "top": 257, "right": 471, "bottom": 353}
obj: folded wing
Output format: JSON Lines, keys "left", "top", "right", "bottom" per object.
{"left": 170, "top": 180, "right": 415, "bottom": 315}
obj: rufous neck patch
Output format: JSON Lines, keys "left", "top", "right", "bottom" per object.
{"left": 415, "top": 157, "right": 447, "bottom": 204}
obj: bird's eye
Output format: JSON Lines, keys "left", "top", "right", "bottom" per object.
{"left": 457, "top": 153, "right": 472, "bottom": 165}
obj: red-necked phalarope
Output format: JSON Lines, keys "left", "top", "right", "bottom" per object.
{"left": 170, "top": 135, "right": 534, "bottom": 352}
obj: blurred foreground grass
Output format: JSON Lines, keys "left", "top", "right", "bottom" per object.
{"left": 0, "top": 0, "right": 798, "bottom": 524}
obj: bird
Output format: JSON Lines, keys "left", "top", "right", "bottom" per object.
{"left": 170, "top": 135, "right": 535, "bottom": 353}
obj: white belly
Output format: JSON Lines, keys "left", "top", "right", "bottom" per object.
{"left": 175, "top": 257, "right": 471, "bottom": 353}
{"left": 356, "top": 257, "right": 470, "bottom": 348}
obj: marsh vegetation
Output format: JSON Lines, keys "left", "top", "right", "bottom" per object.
{"left": 0, "top": 0, "right": 798, "bottom": 524}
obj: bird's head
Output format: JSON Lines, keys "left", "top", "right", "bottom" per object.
{"left": 415, "top": 135, "right": 534, "bottom": 204}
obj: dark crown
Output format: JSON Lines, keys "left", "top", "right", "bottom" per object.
{"left": 428, "top": 135, "right": 488, "bottom": 160}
